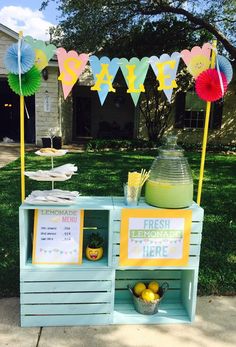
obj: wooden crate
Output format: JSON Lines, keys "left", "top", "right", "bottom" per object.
{"left": 19, "top": 197, "right": 204, "bottom": 326}
{"left": 114, "top": 269, "right": 197, "bottom": 324}
{"left": 111, "top": 198, "right": 203, "bottom": 269}
{"left": 20, "top": 269, "right": 115, "bottom": 327}
{"left": 19, "top": 201, "right": 113, "bottom": 268}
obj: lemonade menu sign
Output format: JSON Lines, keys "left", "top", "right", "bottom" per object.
{"left": 119, "top": 209, "right": 192, "bottom": 266}
{"left": 33, "top": 209, "right": 84, "bottom": 265}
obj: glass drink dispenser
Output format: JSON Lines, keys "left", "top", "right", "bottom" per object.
{"left": 145, "top": 136, "right": 193, "bottom": 208}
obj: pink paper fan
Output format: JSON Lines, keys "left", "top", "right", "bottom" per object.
{"left": 195, "top": 69, "right": 227, "bottom": 102}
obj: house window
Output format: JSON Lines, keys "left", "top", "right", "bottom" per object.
{"left": 175, "top": 91, "right": 223, "bottom": 129}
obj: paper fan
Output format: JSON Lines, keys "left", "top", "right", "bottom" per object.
{"left": 8, "top": 66, "right": 41, "bottom": 96}
{"left": 195, "top": 69, "right": 227, "bottom": 102}
{"left": 4, "top": 42, "right": 35, "bottom": 74}
{"left": 216, "top": 55, "right": 233, "bottom": 83}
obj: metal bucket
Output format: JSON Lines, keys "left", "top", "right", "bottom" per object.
{"left": 128, "top": 282, "right": 169, "bottom": 315}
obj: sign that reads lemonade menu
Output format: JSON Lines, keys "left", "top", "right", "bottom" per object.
{"left": 33, "top": 209, "right": 84, "bottom": 265}
{"left": 119, "top": 209, "right": 192, "bottom": 266}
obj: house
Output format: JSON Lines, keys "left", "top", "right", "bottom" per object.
{"left": 0, "top": 23, "right": 60, "bottom": 145}
{"left": 0, "top": 23, "right": 235, "bottom": 146}
{"left": 62, "top": 68, "right": 137, "bottom": 144}
{"left": 67, "top": 65, "right": 236, "bottom": 146}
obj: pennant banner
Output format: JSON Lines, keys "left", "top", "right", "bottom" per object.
{"left": 181, "top": 42, "right": 211, "bottom": 78}
{"left": 4, "top": 39, "right": 232, "bottom": 104}
{"left": 57, "top": 48, "right": 89, "bottom": 99}
{"left": 150, "top": 52, "right": 180, "bottom": 102}
{"left": 120, "top": 57, "right": 149, "bottom": 106}
{"left": 90, "top": 56, "right": 120, "bottom": 105}
{"left": 24, "top": 36, "right": 56, "bottom": 71}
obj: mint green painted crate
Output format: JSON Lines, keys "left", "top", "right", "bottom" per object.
{"left": 114, "top": 269, "right": 197, "bottom": 324}
{"left": 20, "top": 269, "right": 115, "bottom": 327}
{"left": 19, "top": 197, "right": 203, "bottom": 326}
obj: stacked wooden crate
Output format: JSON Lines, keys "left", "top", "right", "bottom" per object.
{"left": 19, "top": 197, "right": 203, "bottom": 326}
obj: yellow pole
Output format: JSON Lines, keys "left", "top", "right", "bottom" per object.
{"left": 197, "top": 40, "right": 217, "bottom": 205}
{"left": 19, "top": 31, "right": 25, "bottom": 202}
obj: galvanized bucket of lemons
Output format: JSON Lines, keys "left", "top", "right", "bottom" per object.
{"left": 128, "top": 281, "right": 169, "bottom": 315}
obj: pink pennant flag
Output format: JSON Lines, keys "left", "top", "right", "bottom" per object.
{"left": 181, "top": 43, "right": 212, "bottom": 66}
{"left": 181, "top": 43, "right": 212, "bottom": 78}
{"left": 57, "top": 47, "right": 89, "bottom": 99}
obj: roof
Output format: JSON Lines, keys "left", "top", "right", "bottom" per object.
{"left": 0, "top": 22, "right": 58, "bottom": 67}
{"left": 0, "top": 23, "right": 18, "bottom": 40}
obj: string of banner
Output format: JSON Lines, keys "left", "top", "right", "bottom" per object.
{"left": 3, "top": 34, "right": 233, "bottom": 204}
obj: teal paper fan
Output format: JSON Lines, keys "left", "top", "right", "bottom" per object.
{"left": 8, "top": 66, "right": 41, "bottom": 96}
{"left": 216, "top": 55, "right": 233, "bottom": 83}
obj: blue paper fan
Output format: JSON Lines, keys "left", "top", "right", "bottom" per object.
{"left": 216, "top": 55, "right": 233, "bottom": 83}
{"left": 4, "top": 42, "right": 35, "bottom": 74}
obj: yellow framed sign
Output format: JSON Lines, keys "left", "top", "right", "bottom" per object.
{"left": 119, "top": 209, "right": 192, "bottom": 266}
{"left": 32, "top": 209, "right": 84, "bottom": 265}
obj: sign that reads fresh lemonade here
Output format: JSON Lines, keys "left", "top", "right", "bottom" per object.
{"left": 33, "top": 209, "right": 84, "bottom": 265}
{"left": 119, "top": 209, "right": 192, "bottom": 266}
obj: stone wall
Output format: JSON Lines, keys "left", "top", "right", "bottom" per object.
{"left": 35, "top": 66, "right": 60, "bottom": 145}
{"left": 0, "top": 29, "right": 60, "bottom": 146}
{"left": 60, "top": 87, "right": 73, "bottom": 145}
{"left": 0, "top": 31, "right": 16, "bottom": 75}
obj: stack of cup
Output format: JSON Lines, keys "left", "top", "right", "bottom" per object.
{"left": 124, "top": 170, "right": 150, "bottom": 206}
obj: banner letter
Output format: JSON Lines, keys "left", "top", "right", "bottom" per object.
{"left": 91, "top": 63, "right": 116, "bottom": 92}
{"left": 126, "top": 65, "right": 145, "bottom": 93}
{"left": 58, "top": 57, "right": 82, "bottom": 86}
{"left": 156, "top": 60, "right": 178, "bottom": 91}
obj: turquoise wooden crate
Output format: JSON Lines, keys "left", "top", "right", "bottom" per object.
{"left": 20, "top": 269, "right": 115, "bottom": 327}
{"left": 19, "top": 197, "right": 204, "bottom": 326}
{"left": 113, "top": 269, "right": 197, "bottom": 324}
{"left": 19, "top": 206, "right": 112, "bottom": 268}
{"left": 110, "top": 201, "right": 203, "bottom": 270}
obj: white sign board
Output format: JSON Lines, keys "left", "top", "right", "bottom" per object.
{"left": 128, "top": 217, "right": 185, "bottom": 259}
{"left": 32, "top": 209, "right": 84, "bottom": 265}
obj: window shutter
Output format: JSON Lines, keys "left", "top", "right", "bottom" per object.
{"left": 175, "top": 92, "right": 186, "bottom": 128}
{"left": 211, "top": 100, "right": 223, "bottom": 129}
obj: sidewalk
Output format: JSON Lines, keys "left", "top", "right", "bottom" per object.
{"left": 0, "top": 143, "right": 84, "bottom": 168}
{"left": 0, "top": 296, "right": 235, "bottom": 347}
{"left": 0, "top": 143, "right": 38, "bottom": 168}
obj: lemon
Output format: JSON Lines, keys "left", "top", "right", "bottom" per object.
{"left": 141, "top": 289, "right": 155, "bottom": 302}
{"left": 148, "top": 281, "right": 159, "bottom": 294}
{"left": 154, "top": 293, "right": 160, "bottom": 300}
{"left": 133, "top": 282, "right": 146, "bottom": 296}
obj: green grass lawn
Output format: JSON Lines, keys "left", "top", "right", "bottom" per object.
{"left": 0, "top": 150, "right": 235, "bottom": 297}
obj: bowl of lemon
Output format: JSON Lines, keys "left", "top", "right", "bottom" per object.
{"left": 128, "top": 281, "right": 169, "bottom": 315}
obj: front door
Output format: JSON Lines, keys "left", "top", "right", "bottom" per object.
{"left": 73, "top": 96, "right": 92, "bottom": 139}
{"left": 0, "top": 79, "right": 35, "bottom": 143}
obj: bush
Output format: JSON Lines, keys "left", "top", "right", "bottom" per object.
{"left": 86, "top": 139, "right": 236, "bottom": 152}
{"left": 179, "top": 142, "right": 236, "bottom": 153}
{"left": 86, "top": 139, "right": 161, "bottom": 151}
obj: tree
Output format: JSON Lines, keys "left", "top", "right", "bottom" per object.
{"left": 40, "top": 0, "right": 235, "bottom": 141}
{"left": 108, "top": 19, "right": 201, "bottom": 141}
{"left": 41, "top": 0, "right": 236, "bottom": 58}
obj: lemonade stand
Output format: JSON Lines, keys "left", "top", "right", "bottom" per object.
{"left": 4, "top": 30, "right": 232, "bottom": 326}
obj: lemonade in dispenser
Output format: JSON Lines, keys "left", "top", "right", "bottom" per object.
{"left": 145, "top": 136, "right": 193, "bottom": 208}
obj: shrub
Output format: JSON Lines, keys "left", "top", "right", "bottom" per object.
{"left": 86, "top": 139, "right": 161, "bottom": 151}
